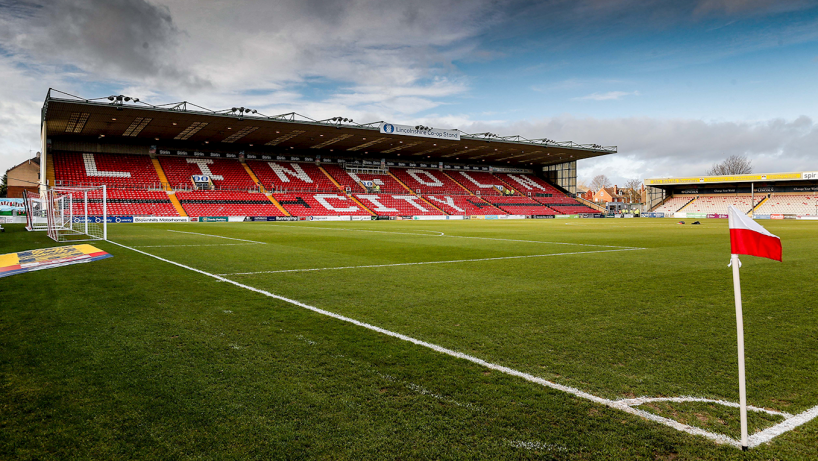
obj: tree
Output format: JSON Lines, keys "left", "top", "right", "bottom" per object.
{"left": 590, "top": 174, "right": 611, "bottom": 192}
{"left": 623, "top": 178, "right": 642, "bottom": 203}
{"left": 0, "top": 172, "right": 7, "bottom": 198}
{"left": 706, "top": 155, "right": 752, "bottom": 176}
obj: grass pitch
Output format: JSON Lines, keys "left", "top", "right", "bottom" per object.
{"left": 1, "top": 218, "right": 817, "bottom": 459}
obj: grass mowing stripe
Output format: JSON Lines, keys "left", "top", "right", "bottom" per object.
{"left": 136, "top": 243, "right": 261, "bottom": 248}
{"left": 272, "top": 224, "right": 643, "bottom": 249}
{"left": 107, "top": 238, "right": 751, "bottom": 448}
{"left": 218, "top": 248, "right": 647, "bottom": 276}
{"left": 166, "top": 229, "right": 267, "bottom": 244}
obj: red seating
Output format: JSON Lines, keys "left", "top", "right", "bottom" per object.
{"left": 424, "top": 195, "right": 506, "bottom": 215}
{"left": 482, "top": 196, "right": 556, "bottom": 215}
{"left": 176, "top": 191, "right": 284, "bottom": 216}
{"left": 53, "top": 152, "right": 162, "bottom": 188}
{"left": 497, "top": 173, "right": 578, "bottom": 204}
{"left": 354, "top": 194, "right": 445, "bottom": 216}
{"left": 66, "top": 190, "right": 178, "bottom": 216}
{"left": 451, "top": 171, "right": 512, "bottom": 196}
{"left": 548, "top": 205, "right": 600, "bottom": 214}
{"left": 160, "top": 156, "right": 257, "bottom": 190}
{"left": 391, "top": 168, "right": 470, "bottom": 195}
{"left": 273, "top": 193, "right": 371, "bottom": 216}
{"left": 322, "top": 165, "right": 406, "bottom": 193}
{"left": 250, "top": 161, "right": 339, "bottom": 193}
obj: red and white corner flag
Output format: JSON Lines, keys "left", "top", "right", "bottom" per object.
{"left": 728, "top": 205, "right": 782, "bottom": 262}
{"left": 727, "top": 205, "right": 782, "bottom": 450}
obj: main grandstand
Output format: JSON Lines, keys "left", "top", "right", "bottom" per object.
{"left": 645, "top": 172, "right": 818, "bottom": 219}
{"left": 37, "top": 89, "right": 614, "bottom": 220}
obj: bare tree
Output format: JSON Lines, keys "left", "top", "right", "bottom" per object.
{"left": 706, "top": 155, "right": 752, "bottom": 176}
{"left": 590, "top": 174, "right": 611, "bottom": 192}
{"left": 623, "top": 178, "right": 642, "bottom": 203}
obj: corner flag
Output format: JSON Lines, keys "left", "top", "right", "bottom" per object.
{"left": 726, "top": 205, "right": 782, "bottom": 450}
{"left": 728, "top": 205, "right": 782, "bottom": 261}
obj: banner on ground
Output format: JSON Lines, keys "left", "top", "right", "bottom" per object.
{"left": 0, "top": 244, "right": 112, "bottom": 278}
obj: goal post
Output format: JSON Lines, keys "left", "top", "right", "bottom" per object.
{"left": 46, "top": 185, "right": 107, "bottom": 242}
{"left": 23, "top": 189, "right": 48, "bottom": 232}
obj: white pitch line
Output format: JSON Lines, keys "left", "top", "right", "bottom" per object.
{"left": 135, "top": 243, "right": 260, "bottom": 248}
{"left": 218, "top": 248, "right": 645, "bottom": 276}
{"left": 166, "top": 229, "right": 267, "bottom": 244}
{"left": 271, "top": 225, "right": 446, "bottom": 237}
{"left": 441, "top": 234, "right": 641, "bottom": 249}
{"left": 272, "top": 224, "right": 642, "bottom": 249}
{"left": 106, "top": 239, "right": 818, "bottom": 449}
{"left": 618, "top": 396, "right": 793, "bottom": 417}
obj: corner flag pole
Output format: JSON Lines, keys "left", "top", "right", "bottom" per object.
{"left": 730, "top": 253, "right": 749, "bottom": 450}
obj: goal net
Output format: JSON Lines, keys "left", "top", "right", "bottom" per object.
{"left": 46, "top": 186, "right": 108, "bottom": 242}
{"left": 23, "top": 190, "right": 48, "bottom": 231}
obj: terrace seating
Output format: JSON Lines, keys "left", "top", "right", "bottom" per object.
{"left": 496, "top": 173, "right": 582, "bottom": 205}
{"left": 652, "top": 196, "right": 694, "bottom": 214}
{"left": 684, "top": 195, "right": 761, "bottom": 214}
{"left": 322, "top": 164, "right": 406, "bottom": 193}
{"left": 160, "top": 156, "right": 257, "bottom": 190}
{"left": 548, "top": 205, "right": 600, "bottom": 215}
{"left": 67, "top": 190, "right": 178, "bottom": 216}
{"left": 176, "top": 191, "right": 284, "bottom": 216}
{"left": 424, "top": 195, "right": 506, "bottom": 215}
{"left": 53, "top": 152, "right": 162, "bottom": 189}
{"left": 391, "top": 168, "right": 470, "bottom": 195}
{"left": 273, "top": 193, "right": 370, "bottom": 216}
{"left": 250, "top": 161, "right": 339, "bottom": 193}
{"left": 754, "top": 194, "right": 818, "bottom": 215}
{"left": 453, "top": 171, "right": 512, "bottom": 196}
{"left": 482, "top": 196, "right": 556, "bottom": 215}
{"left": 354, "top": 194, "right": 445, "bottom": 216}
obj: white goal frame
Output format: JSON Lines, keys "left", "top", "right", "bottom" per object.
{"left": 23, "top": 189, "right": 49, "bottom": 231}
{"left": 46, "top": 185, "right": 107, "bottom": 242}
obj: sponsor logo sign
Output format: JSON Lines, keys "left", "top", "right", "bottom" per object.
{"left": 555, "top": 215, "right": 579, "bottom": 219}
{"left": 706, "top": 213, "right": 728, "bottom": 219}
{"left": 133, "top": 216, "right": 191, "bottom": 223}
{"left": 771, "top": 214, "right": 784, "bottom": 220}
{"left": 1, "top": 244, "right": 112, "bottom": 279}
{"left": 802, "top": 172, "right": 818, "bottom": 180}
{"left": 379, "top": 122, "right": 460, "bottom": 141}
{"left": 531, "top": 215, "right": 556, "bottom": 219}
{"left": 199, "top": 216, "right": 228, "bottom": 222}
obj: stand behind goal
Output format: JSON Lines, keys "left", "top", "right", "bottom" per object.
{"left": 46, "top": 186, "right": 108, "bottom": 242}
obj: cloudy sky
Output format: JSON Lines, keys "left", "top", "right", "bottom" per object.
{"left": 1, "top": 0, "right": 817, "bottom": 186}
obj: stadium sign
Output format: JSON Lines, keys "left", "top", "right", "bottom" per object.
{"left": 133, "top": 216, "right": 190, "bottom": 223}
{"left": 379, "top": 123, "right": 460, "bottom": 141}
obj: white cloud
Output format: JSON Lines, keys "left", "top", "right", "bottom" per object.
{"left": 576, "top": 91, "right": 640, "bottom": 101}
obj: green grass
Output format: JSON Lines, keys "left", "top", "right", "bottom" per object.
{"left": 1, "top": 218, "right": 816, "bottom": 459}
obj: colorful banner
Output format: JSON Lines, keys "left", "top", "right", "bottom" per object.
{"left": 0, "top": 244, "right": 112, "bottom": 278}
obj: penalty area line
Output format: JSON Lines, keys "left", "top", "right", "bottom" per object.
{"left": 218, "top": 248, "right": 645, "bottom": 276}
{"left": 166, "top": 229, "right": 267, "bottom": 244}
{"left": 105, "top": 239, "right": 816, "bottom": 449}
